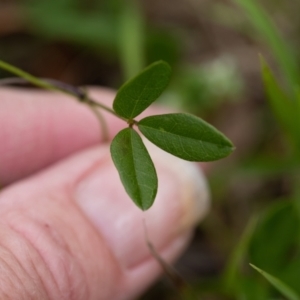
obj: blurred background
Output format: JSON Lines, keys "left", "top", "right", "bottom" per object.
{"left": 1, "top": 0, "right": 300, "bottom": 299}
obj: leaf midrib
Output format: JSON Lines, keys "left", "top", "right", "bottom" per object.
{"left": 129, "top": 130, "right": 143, "bottom": 209}
{"left": 129, "top": 70, "right": 156, "bottom": 119}
{"left": 139, "top": 124, "right": 232, "bottom": 148}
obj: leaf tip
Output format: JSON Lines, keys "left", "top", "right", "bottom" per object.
{"left": 259, "top": 55, "right": 271, "bottom": 74}
{"left": 249, "top": 263, "right": 263, "bottom": 274}
{"left": 230, "top": 148, "right": 236, "bottom": 155}
{"left": 258, "top": 53, "right": 265, "bottom": 64}
{"left": 153, "top": 59, "right": 171, "bottom": 68}
{"left": 222, "top": 138, "right": 236, "bottom": 156}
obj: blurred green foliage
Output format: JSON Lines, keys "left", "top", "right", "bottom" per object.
{"left": 233, "top": 0, "right": 300, "bottom": 92}
{"left": 219, "top": 0, "right": 300, "bottom": 298}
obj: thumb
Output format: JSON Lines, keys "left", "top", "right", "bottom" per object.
{"left": 0, "top": 143, "right": 209, "bottom": 300}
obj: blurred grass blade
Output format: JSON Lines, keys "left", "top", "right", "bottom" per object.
{"left": 113, "top": 61, "right": 171, "bottom": 119}
{"left": 118, "top": 0, "right": 145, "bottom": 80}
{"left": 110, "top": 128, "right": 158, "bottom": 210}
{"left": 223, "top": 216, "right": 258, "bottom": 292}
{"left": 138, "top": 113, "right": 234, "bottom": 161}
{"left": 233, "top": 0, "right": 300, "bottom": 92}
{"left": 261, "top": 57, "right": 300, "bottom": 149}
{"left": 26, "top": 2, "right": 118, "bottom": 50}
{"left": 250, "top": 264, "right": 300, "bottom": 300}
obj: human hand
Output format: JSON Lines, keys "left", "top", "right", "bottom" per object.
{"left": 0, "top": 87, "right": 209, "bottom": 300}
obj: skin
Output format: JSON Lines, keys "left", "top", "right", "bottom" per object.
{"left": 0, "top": 87, "right": 209, "bottom": 300}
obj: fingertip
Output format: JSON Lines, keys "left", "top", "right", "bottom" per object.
{"left": 0, "top": 87, "right": 120, "bottom": 185}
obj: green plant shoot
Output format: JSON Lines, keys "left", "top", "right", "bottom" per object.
{"left": 0, "top": 60, "right": 234, "bottom": 211}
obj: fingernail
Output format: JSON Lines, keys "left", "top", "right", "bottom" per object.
{"left": 75, "top": 145, "right": 210, "bottom": 269}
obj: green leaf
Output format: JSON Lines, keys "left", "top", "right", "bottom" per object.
{"left": 110, "top": 127, "right": 157, "bottom": 210}
{"left": 113, "top": 61, "right": 171, "bottom": 119}
{"left": 138, "top": 113, "right": 234, "bottom": 162}
{"left": 223, "top": 216, "right": 258, "bottom": 292}
{"left": 250, "top": 264, "right": 300, "bottom": 300}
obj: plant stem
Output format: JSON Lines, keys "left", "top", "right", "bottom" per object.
{"left": 80, "top": 87, "right": 109, "bottom": 142}
{"left": 89, "top": 103, "right": 109, "bottom": 142}
{"left": 0, "top": 60, "right": 128, "bottom": 123}
{"left": 0, "top": 60, "right": 65, "bottom": 93}
{"left": 80, "top": 95, "right": 126, "bottom": 120}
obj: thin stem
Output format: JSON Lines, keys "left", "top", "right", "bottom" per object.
{"left": 0, "top": 77, "right": 84, "bottom": 98}
{"left": 0, "top": 60, "right": 129, "bottom": 123}
{"left": 89, "top": 104, "right": 109, "bottom": 142}
{"left": 82, "top": 96, "right": 127, "bottom": 121}
{"left": 0, "top": 60, "right": 70, "bottom": 94}
{"left": 80, "top": 87, "right": 109, "bottom": 142}
{"left": 145, "top": 236, "right": 185, "bottom": 288}
{"left": 142, "top": 218, "right": 189, "bottom": 295}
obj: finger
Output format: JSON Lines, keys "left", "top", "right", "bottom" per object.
{"left": 0, "top": 87, "right": 120, "bottom": 185}
{"left": 0, "top": 143, "right": 209, "bottom": 300}
{"left": 0, "top": 87, "right": 170, "bottom": 186}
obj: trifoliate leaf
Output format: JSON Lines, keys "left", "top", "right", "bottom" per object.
{"left": 110, "top": 128, "right": 157, "bottom": 210}
{"left": 113, "top": 61, "right": 171, "bottom": 119}
{"left": 138, "top": 113, "right": 234, "bottom": 161}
